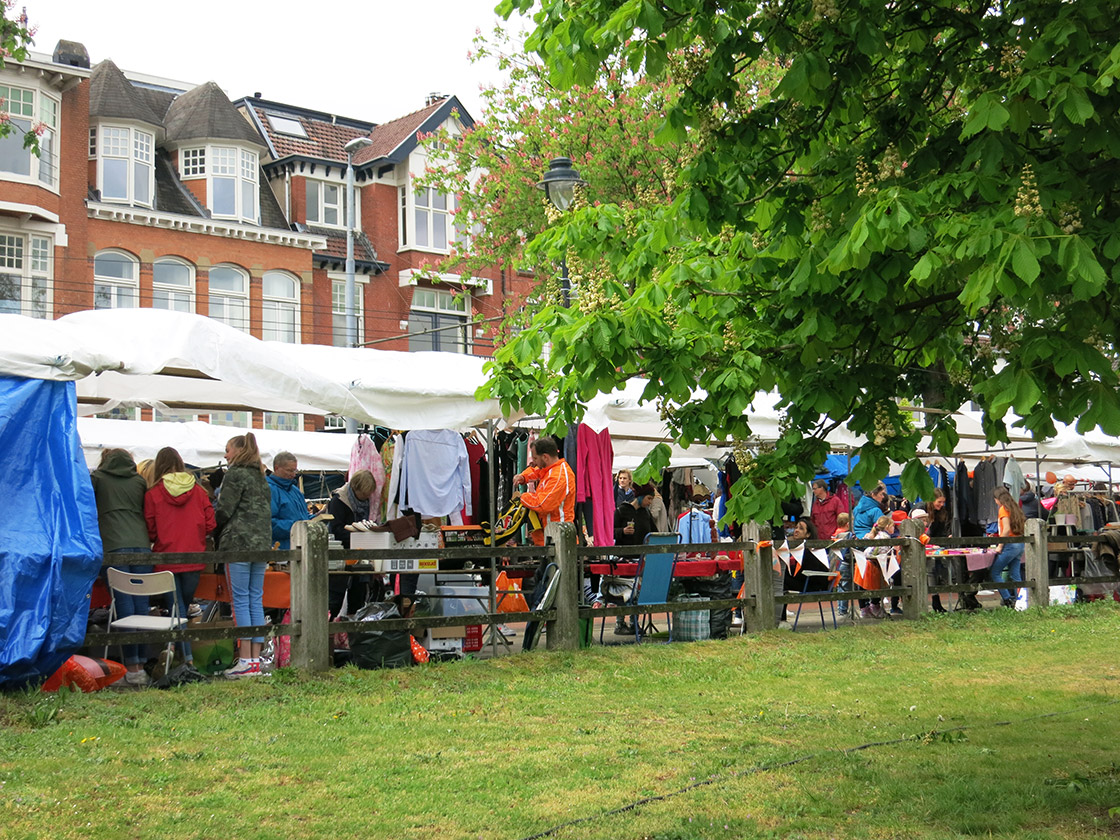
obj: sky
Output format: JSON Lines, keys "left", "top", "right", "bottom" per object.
{"left": 25, "top": 0, "right": 524, "bottom": 124}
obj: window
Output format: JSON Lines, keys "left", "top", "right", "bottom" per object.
{"left": 0, "top": 84, "right": 60, "bottom": 187}
{"left": 180, "top": 147, "right": 205, "bottom": 177}
{"left": 153, "top": 408, "right": 196, "bottom": 423}
{"left": 332, "top": 279, "right": 364, "bottom": 347}
{"left": 266, "top": 114, "right": 307, "bottom": 138}
{"left": 96, "top": 124, "right": 154, "bottom": 206}
{"left": 152, "top": 258, "right": 194, "bottom": 312}
{"left": 0, "top": 231, "right": 51, "bottom": 318}
{"left": 305, "top": 179, "right": 344, "bottom": 227}
{"left": 209, "top": 411, "right": 250, "bottom": 428}
{"left": 262, "top": 270, "right": 299, "bottom": 343}
{"left": 208, "top": 265, "right": 248, "bottom": 332}
{"left": 182, "top": 146, "right": 259, "bottom": 223}
{"left": 409, "top": 287, "right": 468, "bottom": 353}
{"left": 400, "top": 182, "right": 457, "bottom": 252}
{"left": 93, "top": 251, "right": 138, "bottom": 310}
{"left": 263, "top": 412, "right": 301, "bottom": 432}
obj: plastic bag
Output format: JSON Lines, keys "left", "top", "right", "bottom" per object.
{"left": 410, "top": 635, "right": 429, "bottom": 664}
{"left": 349, "top": 601, "right": 412, "bottom": 669}
{"left": 495, "top": 571, "right": 529, "bottom": 613}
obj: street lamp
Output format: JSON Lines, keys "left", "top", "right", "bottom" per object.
{"left": 343, "top": 135, "right": 372, "bottom": 434}
{"left": 536, "top": 157, "right": 588, "bottom": 306}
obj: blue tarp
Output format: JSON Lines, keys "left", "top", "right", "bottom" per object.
{"left": 815, "top": 453, "right": 901, "bottom": 495}
{"left": 0, "top": 376, "right": 102, "bottom": 689}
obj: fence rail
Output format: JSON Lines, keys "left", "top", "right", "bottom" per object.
{"left": 84, "top": 518, "right": 1120, "bottom": 672}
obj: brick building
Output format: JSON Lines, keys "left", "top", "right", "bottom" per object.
{"left": 0, "top": 42, "right": 532, "bottom": 430}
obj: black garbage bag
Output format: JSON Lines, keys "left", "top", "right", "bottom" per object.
{"left": 153, "top": 663, "right": 206, "bottom": 689}
{"left": 349, "top": 601, "right": 412, "bottom": 670}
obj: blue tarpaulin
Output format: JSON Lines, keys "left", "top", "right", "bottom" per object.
{"left": 815, "top": 453, "right": 901, "bottom": 495}
{"left": 0, "top": 376, "right": 102, "bottom": 689}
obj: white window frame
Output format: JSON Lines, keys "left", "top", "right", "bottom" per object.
{"left": 331, "top": 276, "right": 366, "bottom": 347}
{"left": 305, "top": 178, "right": 347, "bottom": 228}
{"left": 152, "top": 257, "right": 195, "bottom": 313}
{"left": 261, "top": 270, "right": 301, "bottom": 343}
{"left": 93, "top": 250, "right": 139, "bottom": 310}
{"left": 263, "top": 412, "right": 302, "bottom": 432}
{"left": 208, "top": 264, "right": 249, "bottom": 333}
{"left": 177, "top": 145, "right": 259, "bottom": 223}
{"left": 94, "top": 123, "right": 154, "bottom": 207}
{"left": 0, "top": 229, "right": 52, "bottom": 318}
{"left": 399, "top": 178, "right": 457, "bottom": 253}
{"left": 0, "top": 83, "right": 60, "bottom": 190}
{"left": 408, "top": 287, "right": 470, "bottom": 353}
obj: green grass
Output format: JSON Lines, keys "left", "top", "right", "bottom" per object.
{"left": 2, "top": 602, "right": 1119, "bottom": 839}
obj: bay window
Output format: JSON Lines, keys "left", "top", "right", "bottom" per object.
{"left": 178, "top": 145, "right": 260, "bottom": 224}
{"left": 96, "top": 124, "right": 154, "bottom": 206}
{"left": 0, "top": 84, "right": 60, "bottom": 188}
{"left": 400, "top": 181, "right": 458, "bottom": 252}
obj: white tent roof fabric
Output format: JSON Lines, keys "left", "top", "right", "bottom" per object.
{"left": 4, "top": 310, "right": 1120, "bottom": 478}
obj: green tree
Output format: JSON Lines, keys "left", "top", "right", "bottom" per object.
{"left": 0, "top": 7, "right": 42, "bottom": 154}
{"left": 488, "top": 0, "right": 1120, "bottom": 522}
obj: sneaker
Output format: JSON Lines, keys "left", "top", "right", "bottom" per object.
{"left": 123, "top": 669, "right": 150, "bottom": 687}
{"left": 187, "top": 603, "right": 202, "bottom": 618}
{"left": 837, "top": 606, "right": 849, "bottom": 616}
{"left": 777, "top": 620, "right": 793, "bottom": 630}
{"left": 224, "top": 660, "right": 261, "bottom": 679}
{"left": 889, "top": 607, "right": 904, "bottom": 616}
{"left": 730, "top": 615, "right": 743, "bottom": 626}
{"left": 868, "top": 605, "right": 887, "bottom": 619}
{"left": 614, "top": 622, "right": 634, "bottom": 636}
{"left": 497, "top": 623, "right": 516, "bottom": 637}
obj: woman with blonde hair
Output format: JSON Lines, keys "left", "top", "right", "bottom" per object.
{"left": 215, "top": 433, "right": 272, "bottom": 678}
{"left": 990, "top": 486, "right": 1026, "bottom": 608}
{"left": 856, "top": 514, "right": 897, "bottom": 619}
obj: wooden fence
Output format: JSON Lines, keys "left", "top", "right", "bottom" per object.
{"left": 83, "top": 519, "right": 1120, "bottom": 672}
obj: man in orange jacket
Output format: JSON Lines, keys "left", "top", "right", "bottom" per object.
{"left": 513, "top": 437, "right": 575, "bottom": 546}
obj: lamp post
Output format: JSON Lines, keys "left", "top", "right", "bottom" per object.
{"left": 343, "top": 136, "right": 372, "bottom": 434}
{"left": 536, "top": 157, "right": 587, "bottom": 306}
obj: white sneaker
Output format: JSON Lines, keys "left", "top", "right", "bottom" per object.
{"left": 497, "top": 624, "right": 515, "bottom": 637}
{"left": 731, "top": 615, "right": 743, "bottom": 626}
{"left": 224, "top": 660, "right": 261, "bottom": 679}
{"left": 123, "top": 669, "right": 150, "bottom": 687}
{"left": 777, "top": 620, "right": 793, "bottom": 630}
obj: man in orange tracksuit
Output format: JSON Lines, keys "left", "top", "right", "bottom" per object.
{"left": 513, "top": 437, "right": 575, "bottom": 546}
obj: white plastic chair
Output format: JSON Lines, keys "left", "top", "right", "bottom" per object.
{"left": 106, "top": 569, "right": 187, "bottom": 670}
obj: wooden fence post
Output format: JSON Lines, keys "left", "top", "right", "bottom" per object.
{"left": 1022, "top": 517, "right": 1048, "bottom": 610}
{"left": 289, "top": 520, "right": 330, "bottom": 672}
{"left": 899, "top": 519, "right": 927, "bottom": 620}
{"left": 743, "top": 540, "right": 777, "bottom": 632}
{"left": 544, "top": 522, "right": 579, "bottom": 651}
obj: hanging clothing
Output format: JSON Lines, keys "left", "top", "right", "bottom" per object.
{"left": 384, "top": 434, "right": 405, "bottom": 521}
{"left": 677, "top": 507, "right": 715, "bottom": 544}
{"left": 972, "top": 459, "right": 1000, "bottom": 525}
{"left": 1003, "top": 456, "right": 1025, "bottom": 496}
{"left": 399, "top": 429, "right": 472, "bottom": 518}
{"left": 575, "top": 424, "right": 614, "bottom": 547}
{"left": 463, "top": 435, "right": 486, "bottom": 526}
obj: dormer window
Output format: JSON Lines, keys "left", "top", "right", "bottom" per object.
{"left": 305, "top": 179, "right": 347, "bottom": 228}
{"left": 177, "top": 145, "right": 260, "bottom": 224}
{"left": 95, "top": 124, "right": 154, "bottom": 207}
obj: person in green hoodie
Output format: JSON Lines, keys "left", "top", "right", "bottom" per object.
{"left": 216, "top": 433, "right": 272, "bottom": 679}
{"left": 146, "top": 446, "right": 216, "bottom": 668}
{"left": 91, "top": 448, "right": 152, "bottom": 687}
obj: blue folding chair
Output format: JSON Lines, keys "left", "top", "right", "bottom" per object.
{"left": 631, "top": 532, "right": 680, "bottom": 642}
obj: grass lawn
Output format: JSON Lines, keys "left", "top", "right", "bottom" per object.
{"left": 2, "top": 601, "right": 1119, "bottom": 840}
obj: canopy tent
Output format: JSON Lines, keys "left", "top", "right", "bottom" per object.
{"left": 75, "top": 418, "right": 356, "bottom": 472}
{"left": 0, "top": 310, "right": 510, "bottom": 431}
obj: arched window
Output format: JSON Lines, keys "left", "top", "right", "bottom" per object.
{"left": 93, "top": 250, "right": 139, "bottom": 310}
{"left": 208, "top": 264, "right": 248, "bottom": 332}
{"left": 152, "top": 257, "right": 194, "bottom": 313}
{"left": 262, "top": 270, "right": 300, "bottom": 343}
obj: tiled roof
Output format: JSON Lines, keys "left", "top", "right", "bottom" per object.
{"left": 259, "top": 178, "right": 289, "bottom": 231}
{"left": 244, "top": 96, "right": 465, "bottom": 168}
{"left": 165, "top": 82, "right": 264, "bottom": 147}
{"left": 154, "top": 150, "right": 206, "bottom": 217}
{"left": 134, "top": 86, "right": 176, "bottom": 122}
{"left": 307, "top": 226, "right": 379, "bottom": 265}
{"left": 89, "top": 60, "right": 164, "bottom": 126}
{"left": 353, "top": 100, "right": 446, "bottom": 164}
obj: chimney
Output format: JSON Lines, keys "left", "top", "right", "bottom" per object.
{"left": 425, "top": 92, "right": 447, "bottom": 107}
{"left": 52, "top": 40, "right": 90, "bottom": 69}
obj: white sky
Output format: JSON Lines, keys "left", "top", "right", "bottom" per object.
{"left": 26, "top": 0, "right": 521, "bottom": 124}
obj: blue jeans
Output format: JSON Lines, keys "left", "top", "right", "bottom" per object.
{"left": 837, "top": 557, "right": 852, "bottom": 612}
{"left": 107, "top": 548, "right": 152, "bottom": 666}
{"left": 227, "top": 562, "right": 267, "bottom": 643}
{"left": 989, "top": 542, "right": 1024, "bottom": 601}
{"left": 170, "top": 570, "right": 200, "bottom": 662}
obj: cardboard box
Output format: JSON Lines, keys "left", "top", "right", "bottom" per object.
{"left": 428, "top": 625, "right": 467, "bottom": 640}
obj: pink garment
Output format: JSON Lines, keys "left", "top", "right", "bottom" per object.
{"left": 576, "top": 424, "right": 614, "bottom": 547}
{"left": 348, "top": 435, "right": 386, "bottom": 523}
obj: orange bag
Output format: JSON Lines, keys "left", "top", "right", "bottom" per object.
{"left": 42, "top": 655, "right": 126, "bottom": 692}
{"left": 495, "top": 570, "right": 529, "bottom": 613}
{"left": 410, "top": 635, "right": 429, "bottom": 664}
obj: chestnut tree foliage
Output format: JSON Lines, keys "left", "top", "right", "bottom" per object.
{"left": 480, "top": 0, "right": 1120, "bottom": 522}
{"left": 0, "top": 7, "right": 40, "bottom": 152}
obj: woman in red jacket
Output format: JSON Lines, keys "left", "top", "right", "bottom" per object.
{"left": 145, "top": 447, "right": 216, "bottom": 667}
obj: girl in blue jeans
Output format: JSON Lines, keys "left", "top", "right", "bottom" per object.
{"left": 215, "top": 433, "right": 272, "bottom": 678}
{"left": 990, "top": 487, "right": 1026, "bottom": 608}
